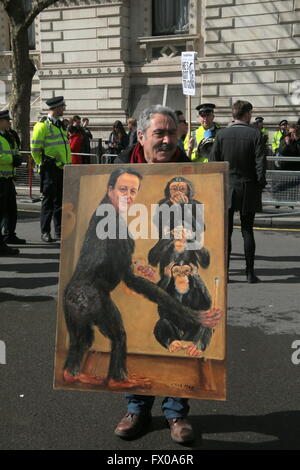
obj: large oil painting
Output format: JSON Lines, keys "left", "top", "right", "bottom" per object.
{"left": 54, "top": 162, "right": 228, "bottom": 400}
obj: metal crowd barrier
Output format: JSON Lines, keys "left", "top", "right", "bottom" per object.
{"left": 262, "top": 157, "right": 300, "bottom": 215}
{"left": 100, "top": 153, "right": 118, "bottom": 164}
{"left": 15, "top": 153, "right": 300, "bottom": 214}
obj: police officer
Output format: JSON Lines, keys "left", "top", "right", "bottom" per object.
{"left": 254, "top": 116, "right": 269, "bottom": 145}
{"left": 1, "top": 121, "right": 26, "bottom": 245}
{"left": 184, "top": 103, "right": 220, "bottom": 162}
{"left": 272, "top": 119, "right": 288, "bottom": 155}
{"left": 0, "top": 110, "right": 22, "bottom": 256}
{"left": 31, "top": 96, "right": 71, "bottom": 243}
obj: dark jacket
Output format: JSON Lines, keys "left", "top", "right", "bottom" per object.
{"left": 210, "top": 122, "right": 266, "bottom": 213}
{"left": 108, "top": 131, "right": 129, "bottom": 155}
{"left": 114, "top": 144, "right": 190, "bottom": 164}
{"left": 278, "top": 138, "right": 300, "bottom": 171}
{"left": 128, "top": 129, "right": 137, "bottom": 147}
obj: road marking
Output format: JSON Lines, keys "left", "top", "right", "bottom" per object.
{"left": 234, "top": 225, "right": 300, "bottom": 232}
{"left": 18, "top": 209, "right": 40, "bottom": 213}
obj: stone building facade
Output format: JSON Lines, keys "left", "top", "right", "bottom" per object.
{"left": 1, "top": 0, "right": 300, "bottom": 135}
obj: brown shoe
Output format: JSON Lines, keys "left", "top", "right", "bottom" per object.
{"left": 167, "top": 418, "right": 194, "bottom": 444}
{"left": 114, "top": 412, "right": 151, "bottom": 439}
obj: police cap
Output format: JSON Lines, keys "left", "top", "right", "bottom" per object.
{"left": 279, "top": 119, "right": 288, "bottom": 126}
{"left": 46, "top": 96, "right": 66, "bottom": 109}
{"left": 196, "top": 103, "right": 216, "bottom": 115}
{"left": 255, "top": 116, "right": 264, "bottom": 123}
{"left": 0, "top": 110, "right": 11, "bottom": 121}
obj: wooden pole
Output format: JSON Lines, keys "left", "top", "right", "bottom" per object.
{"left": 188, "top": 94, "right": 192, "bottom": 139}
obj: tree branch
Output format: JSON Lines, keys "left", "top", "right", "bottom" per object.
{"left": 0, "top": 0, "right": 11, "bottom": 9}
{"left": 24, "top": 0, "right": 60, "bottom": 29}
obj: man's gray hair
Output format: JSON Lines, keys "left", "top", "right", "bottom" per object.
{"left": 137, "top": 105, "right": 178, "bottom": 135}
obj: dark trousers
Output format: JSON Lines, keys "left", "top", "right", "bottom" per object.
{"left": 0, "top": 178, "right": 17, "bottom": 244}
{"left": 40, "top": 166, "right": 63, "bottom": 236}
{"left": 228, "top": 209, "right": 256, "bottom": 270}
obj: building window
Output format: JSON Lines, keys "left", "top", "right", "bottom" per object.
{"left": 24, "top": 0, "right": 36, "bottom": 50}
{"left": 152, "top": 0, "right": 189, "bottom": 36}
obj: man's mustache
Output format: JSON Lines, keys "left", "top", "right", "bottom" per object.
{"left": 154, "top": 143, "right": 176, "bottom": 152}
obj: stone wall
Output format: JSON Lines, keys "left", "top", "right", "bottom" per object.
{"left": 39, "top": 0, "right": 130, "bottom": 125}
{"left": 1, "top": 0, "right": 300, "bottom": 130}
{"left": 201, "top": 0, "right": 300, "bottom": 125}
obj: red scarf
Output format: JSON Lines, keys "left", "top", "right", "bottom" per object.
{"left": 130, "top": 143, "right": 181, "bottom": 163}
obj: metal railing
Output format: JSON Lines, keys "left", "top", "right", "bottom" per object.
{"left": 15, "top": 153, "right": 300, "bottom": 213}
{"left": 261, "top": 157, "right": 300, "bottom": 215}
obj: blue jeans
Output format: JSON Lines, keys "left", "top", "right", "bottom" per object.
{"left": 125, "top": 394, "right": 190, "bottom": 420}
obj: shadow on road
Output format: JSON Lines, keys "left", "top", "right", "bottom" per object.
{"left": 230, "top": 253, "right": 300, "bottom": 283}
{"left": 189, "top": 411, "right": 300, "bottom": 449}
{"left": 0, "top": 262, "right": 59, "bottom": 274}
{"left": 0, "top": 292, "right": 54, "bottom": 303}
{"left": 0, "top": 276, "right": 58, "bottom": 290}
{"left": 144, "top": 411, "right": 300, "bottom": 450}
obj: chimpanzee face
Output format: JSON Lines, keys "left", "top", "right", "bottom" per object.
{"left": 169, "top": 182, "right": 188, "bottom": 198}
{"left": 171, "top": 264, "right": 191, "bottom": 294}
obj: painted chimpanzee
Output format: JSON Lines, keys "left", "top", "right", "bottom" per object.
{"left": 148, "top": 229, "right": 210, "bottom": 280}
{"left": 63, "top": 168, "right": 220, "bottom": 389}
{"left": 153, "top": 176, "right": 205, "bottom": 240}
{"left": 154, "top": 261, "right": 214, "bottom": 356}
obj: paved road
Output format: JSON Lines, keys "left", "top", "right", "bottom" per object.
{"left": 0, "top": 211, "right": 299, "bottom": 451}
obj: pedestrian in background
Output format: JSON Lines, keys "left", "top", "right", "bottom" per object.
{"left": 210, "top": 100, "right": 266, "bottom": 283}
{"left": 82, "top": 118, "right": 93, "bottom": 163}
{"left": 0, "top": 110, "right": 23, "bottom": 256}
{"left": 68, "top": 115, "right": 84, "bottom": 164}
{"left": 278, "top": 123, "right": 300, "bottom": 170}
{"left": 184, "top": 103, "right": 220, "bottom": 162}
{"left": 1, "top": 120, "right": 26, "bottom": 245}
{"left": 253, "top": 116, "right": 269, "bottom": 146}
{"left": 108, "top": 120, "right": 129, "bottom": 155}
{"left": 174, "top": 109, "right": 188, "bottom": 152}
{"left": 31, "top": 96, "right": 71, "bottom": 243}
{"left": 127, "top": 117, "right": 137, "bottom": 147}
{"left": 272, "top": 119, "right": 288, "bottom": 156}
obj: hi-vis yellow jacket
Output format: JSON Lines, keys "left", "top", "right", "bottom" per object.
{"left": 184, "top": 124, "right": 220, "bottom": 162}
{"left": 31, "top": 117, "right": 71, "bottom": 167}
{"left": 272, "top": 130, "right": 284, "bottom": 153}
{"left": 0, "top": 133, "right": 18, "bottom": 178}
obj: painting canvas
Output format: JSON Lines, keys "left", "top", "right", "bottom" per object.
{"left": 54, "top": 162, "right": 228, "bottom": 400}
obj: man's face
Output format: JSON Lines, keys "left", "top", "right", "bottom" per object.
{"left": 108, "top": 173, "right": 140, "bottom": 213}
{"left": 74, "top": 118, "right": 81, "bottom": 127}
{"left": 53, "top": 104, "right": 66, "bottom": 117}
{"left": 138, "top": 113, "right": 178, "bottom": 163}
{"left": 199, "top": 112, "right": 214, "bottom": 129}
{"left": 280, "top": 124, "right": 287, "bottom": 133}
{"left": 177, "top": 115, "right": 187, "bottom": 139}
{"left": 0, "top": 119, "right": 10, "bottom": 131}
{"left": 288, "top": 127, "right": 299, "bottom": 140}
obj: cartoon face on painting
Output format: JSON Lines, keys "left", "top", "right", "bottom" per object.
{"left": 54, "top": 162, "right": 228, "bottom": 400}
